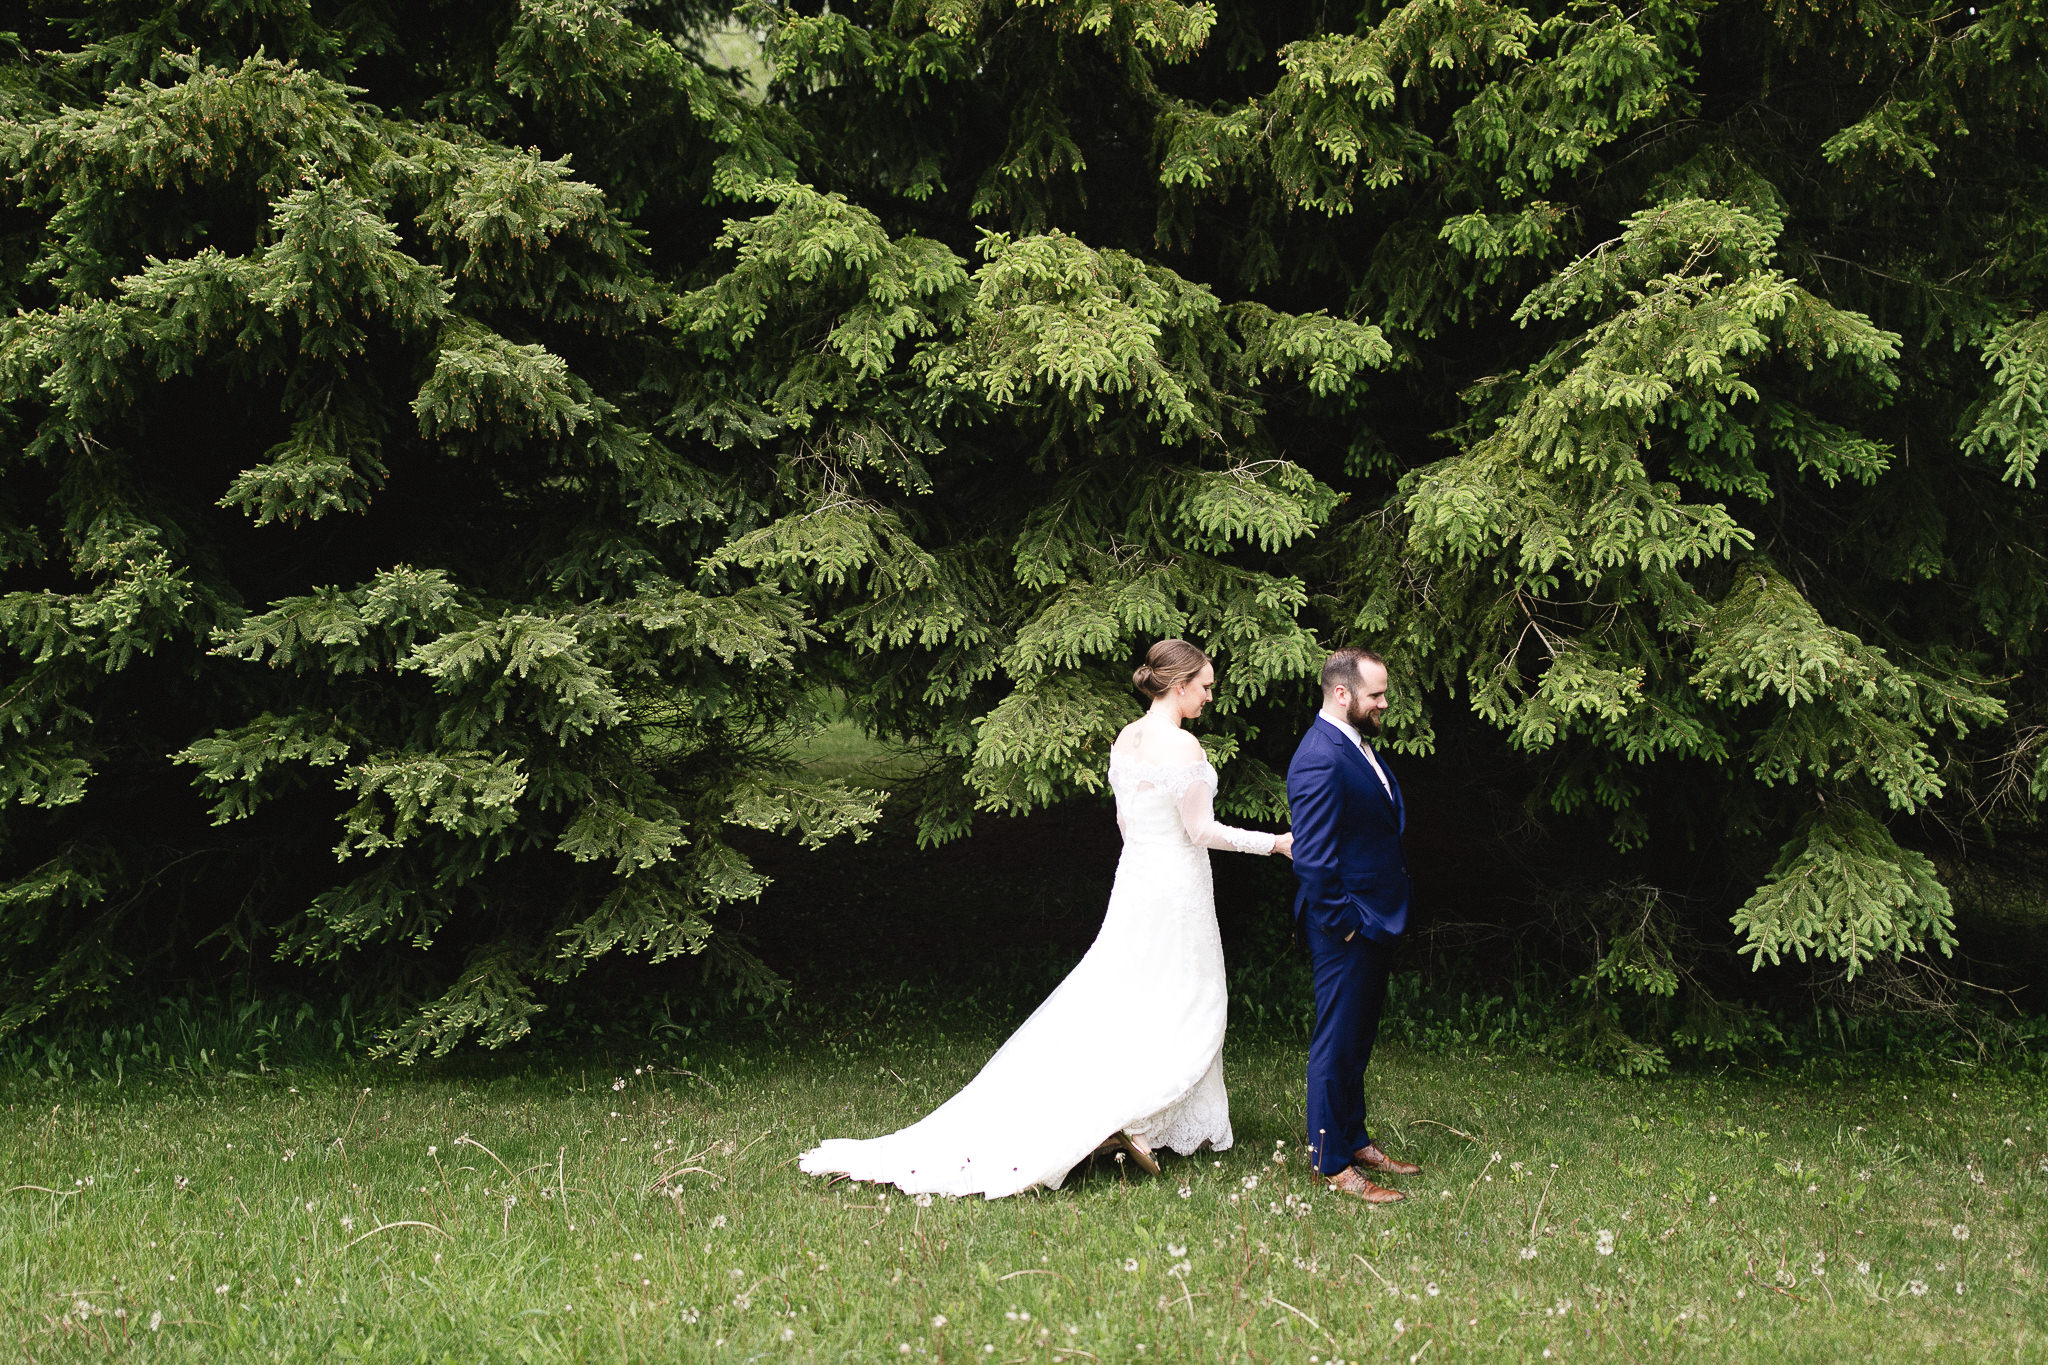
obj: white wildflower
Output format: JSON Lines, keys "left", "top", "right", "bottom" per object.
{"left": 1952, "top": 1224, "right": 1970, "bottom": 1241}
{"left": 914, "top": 1192, "right": 933, "bottom": 1207}
{"left": 1595, "top": 1229, "right": 1616, "bottom": 1256}
{"left": 1124, "top": 1258, "right": 1140, "bottom": 1272}
{"left": 1241, "top": 1175, "right": 1259, "bottom": 1191}
{"left": 1166, "top": 1243, "right": 1186, "bottom": 1257}
{"left": 1907, "top": 1280, "right": 1928, "bottom": 1297}
{"left": 710, "top": 1214, "right": 727, "bottom": 1229}
{"left": 1177, "top": 1185, "right": 1192, "bottom": 1199}
{"left": 932, "top": 1315, "right": 947, "bottom": 1328}
{"left": 612, "top": 1078, "right": 627, "bottom": 1091}
{"left": 1856, "top": 1261, "right": 1870, "bottom": 1275}
{"left": 1520, "top": 1246, "right": 1538, "bottom": 1261}
{"left": 149, "top": 1312, "right": 161, "bottom": 1332}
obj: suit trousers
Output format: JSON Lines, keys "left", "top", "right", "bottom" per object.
{"left": 1304, "top": 927, "right": 1394, "bottom": 1175}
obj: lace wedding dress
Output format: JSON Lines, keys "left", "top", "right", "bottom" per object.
{"left": 798, "top": 748, "right": 1277, "bottom": 1199}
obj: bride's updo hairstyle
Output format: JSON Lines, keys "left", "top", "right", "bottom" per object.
{"left": 1133, "top": 639, "right": 1211, "bottom": 699}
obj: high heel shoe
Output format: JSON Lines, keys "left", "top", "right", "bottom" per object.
{"left": 1113, "top": 1131, "right": 1160, "bottom": 1176}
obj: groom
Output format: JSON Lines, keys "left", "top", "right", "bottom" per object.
{"left": 1286, "top": 647, "right": 1422, "bottom": 1203}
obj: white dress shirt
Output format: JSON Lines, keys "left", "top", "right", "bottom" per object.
{"left": 1318, "top": 711, "right": 1393, "bottom": 801}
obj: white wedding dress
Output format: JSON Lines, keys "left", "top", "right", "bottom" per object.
{"left": 798, "top": 747, "right": 1277, "bottom": 1199}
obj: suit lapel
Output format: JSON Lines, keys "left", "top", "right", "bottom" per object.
{"left": 1320, "top": 718, "right": 1398, "bottom": 823}
{"left": 1380, "top": 748, "right": 1404, "bottom": 832}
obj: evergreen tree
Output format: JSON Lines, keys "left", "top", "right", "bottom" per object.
{"left": 2, "top": 0, "right": 2042, "bottom": 1060}
{"left": 0, "top": 2, "right": 862, "bottom": 1054}
{"left": 706, "top": 0, "right": 2046, "bottom": 1062}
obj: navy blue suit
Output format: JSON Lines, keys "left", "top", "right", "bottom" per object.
{"left": 1286, "top": 715, "right": 1410, "bottom": 1175}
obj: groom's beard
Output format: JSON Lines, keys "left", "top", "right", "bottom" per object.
{"left": 1348, "top": 697, "right": 1382, "bottom": 732}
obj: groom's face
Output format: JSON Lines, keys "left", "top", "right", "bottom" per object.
{"left": 1341, "top": 661, "right": 1390, "bottom": 731}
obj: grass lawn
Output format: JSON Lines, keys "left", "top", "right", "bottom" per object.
{"left": 6, "top": 1026, "right": 2046, "bottom": 1362}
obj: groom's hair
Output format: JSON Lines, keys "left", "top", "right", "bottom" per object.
{"left": 1320, "top": 648, "right": 1385, "bottom": 696}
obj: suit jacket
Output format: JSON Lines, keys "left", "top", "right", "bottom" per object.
{"left": 1286, "top": 715, "right": 1410, "bottom": 943}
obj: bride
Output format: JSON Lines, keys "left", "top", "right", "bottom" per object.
{"left": 798, "top": 640, "right": 1293, "bottom": 1199}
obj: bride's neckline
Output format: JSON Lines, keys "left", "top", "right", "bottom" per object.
{"left": 1108, "top": 748, "right": 1214, "bottom": 773}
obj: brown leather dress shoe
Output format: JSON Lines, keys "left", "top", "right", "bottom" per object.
{"left": 1354, "top": 1144, "right": 1421, "bottom": 1176}
{"left": 1326, "top": 1166, "right": 1405, "bottom": 1203}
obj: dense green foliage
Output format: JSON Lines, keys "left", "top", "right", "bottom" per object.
{"left": 1, "top": 0, "right": 2042, "bottom": 1058}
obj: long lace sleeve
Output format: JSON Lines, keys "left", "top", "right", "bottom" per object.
{"left": 1179, "top": 774, "right": 1277, "bottom": 855}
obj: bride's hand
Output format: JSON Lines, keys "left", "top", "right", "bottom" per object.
{"left": 1273, "top": 832, "right": 1293, "bottom": 859}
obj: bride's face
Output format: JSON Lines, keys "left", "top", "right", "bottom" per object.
{"left": 1176, "top": 664, "right": 1216, "bottom": 719}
